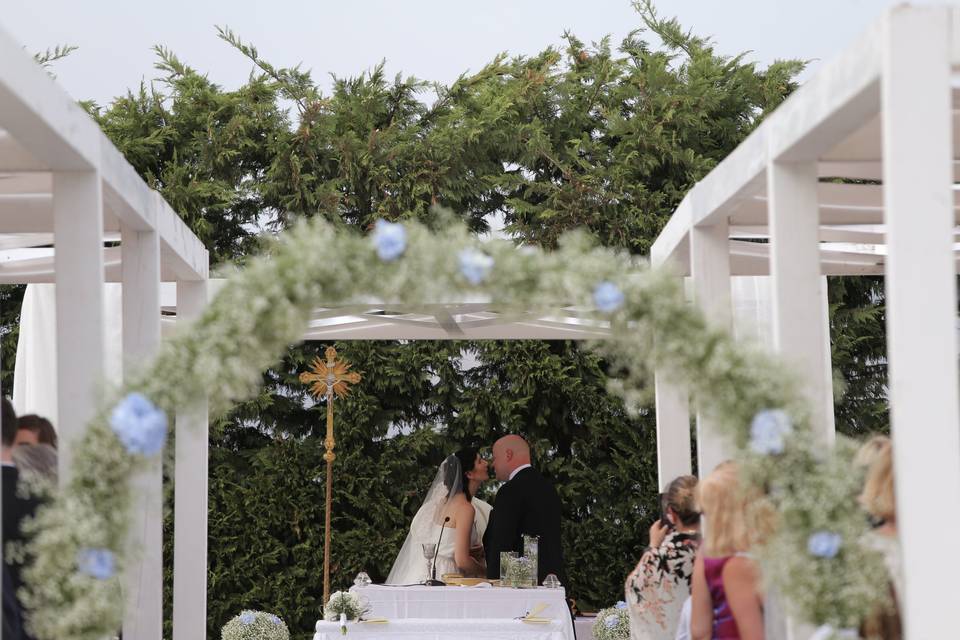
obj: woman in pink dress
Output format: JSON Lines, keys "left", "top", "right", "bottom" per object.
{"left": 690, "top": 462, "right": 775, "bottom": 640}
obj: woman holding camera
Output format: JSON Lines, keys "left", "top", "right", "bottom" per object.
{"left": 625, "top": 475, "right": 701, "bottom": 640}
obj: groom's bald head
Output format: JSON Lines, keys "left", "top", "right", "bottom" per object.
{"left": 491, "top": 435, "right": 531, "bottom": 481}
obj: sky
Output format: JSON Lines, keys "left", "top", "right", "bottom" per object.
{"left": 1, "top": 0, "right": 940, "bottom": 108}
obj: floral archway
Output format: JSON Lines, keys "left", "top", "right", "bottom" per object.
{"left": 21, "top": 218, "right": 886, "bottom": 639}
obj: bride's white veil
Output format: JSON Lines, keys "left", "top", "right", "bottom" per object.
{"left": 386, "top": 454, "right": 464, "bottom": 584}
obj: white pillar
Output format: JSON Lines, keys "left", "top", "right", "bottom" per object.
{"left": 690, "top": 221, "right": 732, "bottom": 477}
{"left": 53, "top": 171, "right": 105, "bottom": 480}
{"left": 654, "top": 373, "right": 691, "bottom": 490}
{"left": 882, "top": 7, "right": 960, "bottom": 636}
{"left": 121, "top": 224, "right": 163, "bottom": 640}
{"left": 173, "top": 280, "right": 209, "bottom": 640}
{"left": 767, "top": 161, "right": 835, "bottom": 444}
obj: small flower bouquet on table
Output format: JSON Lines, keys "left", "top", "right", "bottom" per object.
{"left": 324, "top": 591, "right": 370, "bottom": 635}
{"left": 592, "top": 601, "right": 629, "bottom": 640}
{"left": 221, "top": 610, "right": 289, "bottom": 640}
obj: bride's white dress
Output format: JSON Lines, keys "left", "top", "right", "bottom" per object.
{"left": 387, "top": 498, "right": 491, "bottom": 584}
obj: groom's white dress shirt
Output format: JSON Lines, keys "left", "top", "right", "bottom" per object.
{"left": 508, "top": 463, "right": 531, "bottom": 481}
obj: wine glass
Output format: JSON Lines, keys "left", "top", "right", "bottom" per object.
{"left": 421, "top": 543, "right": 437, "bottom": 582}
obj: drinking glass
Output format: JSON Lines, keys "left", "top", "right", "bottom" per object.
{"left": 421, "top": 543, "right": 437, "bottom": 582}
{"left": 499, "top": 551, "right": 518, "bottom": 583}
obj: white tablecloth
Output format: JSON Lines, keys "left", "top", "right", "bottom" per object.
{"left": 352, "top": 584, "right": 568, "bottom": 620}
{"left": 324, "top": 585, "right": 575, "bottom": 640}
{"left": 314, "top": 618, "right": 568, "bottom": 640}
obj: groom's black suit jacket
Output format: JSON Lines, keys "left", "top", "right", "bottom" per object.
{"left": 483, "top": 466, "right": 564, "bottom": 584}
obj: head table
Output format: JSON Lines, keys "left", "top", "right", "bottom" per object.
{"left": 312, "top": 584, "right": 576, "bottom": 640}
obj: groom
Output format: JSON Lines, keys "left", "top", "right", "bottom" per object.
{"left": 483, "top": 435, "right": 564, "bottom": 584}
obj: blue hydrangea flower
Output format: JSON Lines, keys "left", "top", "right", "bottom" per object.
{"left": 77, "top": 548, "right": 115, "bottom": 580}
{"left": 458, "top": 248, "right": 494, "bottom": 285}
{"left": 807, "top": 531, "right": 842, "bottom": 559}
{"left": 593, "top": 281, "right": 624, "bottom": 313}
{"left": 749, "top": 409, "right": 792, "bottom": 455}
{"left": 605, "top": 616, "right": 618, "bottom": 629}
{"left": 614, "top": 601, "right": 627, "bottom": 610}
{"left": 269, "top": 614, "right": 281, "bottom": 625}
{"left": 372, "top": 220, "right": 407, "bottom": 261}
{"left": 240, "top": 611, "right": 255, "bottom": 625}
{"left": 110, "top": 392, "right": 167, "bottom": 456}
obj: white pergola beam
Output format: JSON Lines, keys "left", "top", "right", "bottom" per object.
{"left": 173, "top": 280, "right": 209, "bottom": 640}
{"left": 0, "top": 27, "right": 99, "bottom": 172}
{"left": 881, "top": 7, "right": 960, "bottom": 636}
{"left": 53, "top": 171, "right": 105, "bottom": 479}
{"left": 121, "top": 225, "right": 163, "bottom": 640}
{"left": 690, "top": 221, "right": 732, "bottom": 477}
{"left": 768, "top": 21, "right": 882, "bottom": 163}
{"left": 767, "top": 161, "right": 835, "bottom": 443}
{"left": 654, "top": 373, "right": 691, "bottom": 490}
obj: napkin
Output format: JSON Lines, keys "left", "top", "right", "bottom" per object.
{"left": 521, "top": 602, "right": 552, "bottom": 624}
{"left": 468, "top": 581, "right": 493, "bottom": 588}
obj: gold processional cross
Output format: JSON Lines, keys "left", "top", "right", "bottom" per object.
{"left": 299, "top": 346, "right": 362, "bottom": 607}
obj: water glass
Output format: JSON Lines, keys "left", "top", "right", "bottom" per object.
{"left": 421, "top": 543, "right": 437, "bottom": 581}
{"left": 499, "top": 551, "right": 518, "bottom": 583}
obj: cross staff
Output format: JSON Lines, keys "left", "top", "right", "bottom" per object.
{"left": 300, "top": 345, "right": 362, "bottom": 607}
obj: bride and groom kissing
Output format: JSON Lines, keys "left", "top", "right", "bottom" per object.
{"left": 386, "top": 435, "right": 565, "bottom": 586}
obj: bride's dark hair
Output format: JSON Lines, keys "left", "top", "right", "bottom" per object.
{"left": 444, "top": 448, "right": 478, "bottom": 501}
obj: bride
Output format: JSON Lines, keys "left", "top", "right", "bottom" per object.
{"left": 387, "top": 449, "right": 490, "bottom": 584}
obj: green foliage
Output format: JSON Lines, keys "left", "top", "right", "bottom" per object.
{"left": 0, "top": 285, "right": 26, "bottom": 396}
{"left": 828, "top": 277, "right": 888, "bottom": 436}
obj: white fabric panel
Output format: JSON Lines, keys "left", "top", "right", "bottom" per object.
{"left": 11, "top": 282, "right": 178, "bottom": 421}
{"left": 13, "top": 283, "right": 121, "bottom": 421}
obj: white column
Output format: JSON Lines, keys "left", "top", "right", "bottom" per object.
{"left": 121, "top": 224, "right": 162, "bottom": 640}
{"left": 53, "top": 171, "right": 105, "bottom": 480}
{"left": 767, "top": 161, "right": 835, "bottom": 444}
{"left": 173, "top": 280, "right": 209, "bottom": 640}
{"left": 882, "top": 7, "right": 960, "bottom": 636}
{"left": 654, "top": 373, "right": 691, "bottom": 490}
{"left": 690, "top": 221, "right": 732, "bottom": 477}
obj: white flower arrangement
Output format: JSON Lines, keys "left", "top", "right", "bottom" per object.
{"left": 18, "top": 216, "right": 889, "bottom": 639}
{"left": 221, "top": 610, "right": 289, "bottom": 640}
{"left": 323, "top": 591, "right": 369, "bottom": 622}
{"left": 592, "top": 602, "right": 629, "bottom": 640}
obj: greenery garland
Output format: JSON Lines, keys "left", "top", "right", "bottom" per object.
{"left": 20, "top": 217, "right": 887, "bottom": 639}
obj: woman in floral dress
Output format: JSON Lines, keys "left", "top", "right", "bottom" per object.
{"left": 625, "top": 475, "right": 701, "bottom": 640}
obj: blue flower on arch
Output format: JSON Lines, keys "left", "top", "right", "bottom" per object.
{"left": 77, "top": 548, "right": 115, "bottom": 580}
{"left": 593, "top": 281, "right": 624, "bottom": 313}
{"left": 110, "top": 392, "right": 167, "bottom": 457}
{"left": 372, "top": 220, "right": 407, "bottom": 261}
{"left": 749, "top": 409, "right": 792, "bottom": 455}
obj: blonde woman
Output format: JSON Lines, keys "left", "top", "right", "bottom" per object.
{"left": 859, "top": 439, "right": 902, "bottom": 639}
{"left": 690, "top": 462, "right": 775, "bottom": 640}
{"left": 625, "top": 475, "right": 701, "bottom": 640}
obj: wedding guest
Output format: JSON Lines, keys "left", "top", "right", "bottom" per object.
{"left": 484, "top": 435, "right": 564, "bottom": 584}
{"left": 853, "top": 434, "right": 890, "bottom": 471}
{"left": 858, "top": 439, "right": 902, "bottom": 640}
{"left": 14, "top": 415, "right": 57, "bottom": 449}
{"left": 2, "top": 398, "right": 41, "bottom": 639}
{"left": 690, "top": 462, "right": 775, "bottom": 640}
{"left": 625, "top": 474, "right": 701, "bottom": 640}
{"left": 12, "top": 444, "right": 58, "bottom": 489}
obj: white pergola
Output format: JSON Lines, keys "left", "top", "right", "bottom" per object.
{"left": 651, "top": 5, "right": 960, "bottom": 637}
{"left": 0, "top": 24, "right": 210, "bottom": 640}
